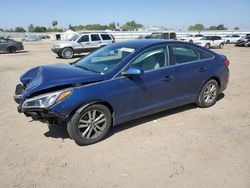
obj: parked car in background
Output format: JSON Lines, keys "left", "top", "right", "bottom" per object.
{"left": 195, "top": 36, "right": 224, "bottom": 49}
{"left": 180, "top": 34, "right": 204, "bottom": 43}
{"left": 22, "top": 35, "right": 41, "bottom": 42}
{"left": 0, "top": 37, "right": 24, "bottom": 53}
{"left": 14, "top": 40, "right": 229, "bottom": 145}
{"left": 144, "top": 31, "right": 177, "bottom": 40}
{"left": 223, "top": 34, "right": 241, "bottom": 43}
{"left": 51, "top": 33, "right": 115, "bottom": 59}
{"left": 235, "top": 36, "right": 250, "bottom": 47}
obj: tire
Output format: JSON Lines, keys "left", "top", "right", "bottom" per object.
{"left": 226, "top": 40, "right": 230, "bottom": 44}
{"left": 189, "top": 40, "right": 193, "bottom": 43}
{"left": 62, "top": 47, "right": 74, "bottom": 59}
{"left": 197, "top": 79, "right": 219, "bottom": 108}
{"left": 67, "top": 104, "right": 112, "bottom": 145}
{"left": 205, "top": 43, "right": 210, "bottom": 49}
{"left": 8, "top": 46, "right": 17, "bottom": 53}
{"left": 219, "top": 43, "right": 224, "bottom": 49}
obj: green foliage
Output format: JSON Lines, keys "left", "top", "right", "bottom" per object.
{"left": 234, "top": 27, "right": 240, "bottom": 30}
{"left": 108, "top": 22, "right": 116, "bottom": 30}
{"left": 15, "top": 27, "right": 26, "bottom": 32}
{"left": 206, "top": 24, "right": 227, "bottom": 30}
{"left": 33, "top": 26, "right": 47, "bottom": 33}
{"left": 121, "top": 20, "right": 143, "bottom": 31}
{"left": 188, "top": 24, "right": 205, "bottom": 31}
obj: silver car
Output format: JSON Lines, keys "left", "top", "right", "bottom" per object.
{"left": 51, "top": 33, "right": 115, "bottom": 59}
{"left": 0, "top": 37, "right": 24, "bottom": 53}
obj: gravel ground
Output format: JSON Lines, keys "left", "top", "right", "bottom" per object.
{"left": 0, "top": 40, "right": 249, "bottom": 188}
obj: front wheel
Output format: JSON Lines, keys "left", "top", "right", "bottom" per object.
{"left": 197, "top": 79, "right": 219, "bottom": 108}
{"left": 62, "top": 47, "right": 74, "bottom": 59}
{"left": 219, "top": 43, "right": 224, "bottom": 49}
{"left": 67, "top": 104, "right": 112, "bottom": 145}
{"left": 8, "top": 46, "right": 17, "bottom": 53}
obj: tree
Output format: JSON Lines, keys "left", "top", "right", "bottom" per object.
{"left": 28, "top": 24, "right": 34, "bottom": 32}
{"left": 15, "top": 27, "right": 26, "bottom": 32}
{"left": 33, "top": 26, "right": 47, "bottom": 32}
{"left": 234, "top": 27, "right": 240, "bottom": 30}
{"left": 108, "top": 22, "right": 116, "bottom": 30}
{"left": 216, "top": 24, "right": 227, "bottom": 30}
{"left": 121, "top": 21, "right": 143, "bottom": 31}
{"left": 188, "top": 23, "right": 205, "bottom": 31}
{"left": 0, "top": 28, "right": 4, "bottom": 31}
{"left": 52, "top": 20, "right": 58, "bottom": 27}
{"left": 207, "top": 26, "right": 218, "bottom": 30}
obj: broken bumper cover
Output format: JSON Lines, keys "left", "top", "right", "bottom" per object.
{"left": 17, "top": 105, "right": 68, "bottom": 122}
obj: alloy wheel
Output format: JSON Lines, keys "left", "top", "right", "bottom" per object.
{"left": 78, "top": 109, "right": 107, "bottom": 139}
{"left": 203, "top": 83, "right": 217, "bottom": 104}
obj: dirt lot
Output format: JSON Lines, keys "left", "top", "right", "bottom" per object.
{"left": 0, "top": 40, "right": 249, "bottom": 188}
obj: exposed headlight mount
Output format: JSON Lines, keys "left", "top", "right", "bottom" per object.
{"left": 22, "top": 90, "right": 72, "bottom": 109}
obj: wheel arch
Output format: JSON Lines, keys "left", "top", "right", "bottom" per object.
{"left": 68, "top": 100, "right": 114, "bottom": 124}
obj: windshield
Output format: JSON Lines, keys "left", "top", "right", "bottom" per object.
{"left": 74, "top": 45, "right": 136, "bottom": 74}
{"left": 70, "top": 34, "right": 81, "bottom": 41}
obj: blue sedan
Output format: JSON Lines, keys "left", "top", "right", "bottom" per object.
{"left": 14, "top": 40, "right": 229, "bottom": 145}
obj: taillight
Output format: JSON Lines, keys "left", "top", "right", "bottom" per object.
{"left": 224, "top": 59, "right": 230, "bottom": 66}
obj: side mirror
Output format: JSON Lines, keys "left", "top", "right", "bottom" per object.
{"left": 122, "top": 68, "right": 144, "bottom": 77}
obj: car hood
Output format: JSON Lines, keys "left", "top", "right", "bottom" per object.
{"left": 20, "top": 63, "right": 105, "bottom": 97}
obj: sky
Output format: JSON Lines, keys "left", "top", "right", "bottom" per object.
{"left": 0, "top": 0, "right": 250, "bottom": 30}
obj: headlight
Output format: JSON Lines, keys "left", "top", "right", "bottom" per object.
{"left": 22, "top": 90, "right": 72, "bottom": 109}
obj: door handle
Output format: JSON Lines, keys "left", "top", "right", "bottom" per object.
{"left": 161, "top": 75, "right": 173, "bottom": 82}
{"left": 86, "top": 42, "right": 90, "bottom": 44}
{"left": 198, "top": 67, "right": 207, "bottom": 72}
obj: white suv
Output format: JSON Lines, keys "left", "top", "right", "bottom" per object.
{"left": 52, "top": 33, "right": 115, "bottom": 59}
{"left": 180, "top": 34, "right": 204, "bottom": 43}
{"left": 223, "top": 34, "right": 241, "bottom": 44}
{"left": 195, "top": 36, "right": 224, "bottom": 49}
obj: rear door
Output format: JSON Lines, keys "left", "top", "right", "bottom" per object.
{"left": 168, "top": 44, "right": 214, "bottom": 103}
{"left": 90, "top": 34, "right": 102, "bottom": 48}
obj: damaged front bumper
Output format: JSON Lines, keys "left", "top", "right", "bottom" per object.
{"left": 14, "top": 84, "right": 68, "bottom": 123}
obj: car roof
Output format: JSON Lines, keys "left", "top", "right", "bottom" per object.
{"left": 111, "top": 39, "right": 188, "bottom": 50}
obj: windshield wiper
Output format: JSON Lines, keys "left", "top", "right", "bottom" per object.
{"left": 74, "top": 65, "right": 100, "bottom": 73}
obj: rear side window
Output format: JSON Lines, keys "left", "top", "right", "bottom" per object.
{"left": 100, "top": 34, "right": 111, "bottom": 40}
{"left": 197, "top": 49, "right": 213, "bottom": 60}
{"left": 171, "top": 45, "right": 213, "bottom": 64}
{"left": 172, "top": 45, "right": 199, "bottom": 64}
{"left": 91, "top": 34, "right": 101, "bottom": 41}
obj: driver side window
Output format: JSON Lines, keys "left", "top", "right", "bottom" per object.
{"left": 78, "top": 35, "right": 89, "bottom": 43}
{"left": 130, "top": 47, "right": 168, "bottom": 72}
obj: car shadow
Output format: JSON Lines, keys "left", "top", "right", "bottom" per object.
{"left": 56, "top": 54, "right": 88, "bottom": 59}
{"left": 0, "top": 50, "right": 29, "bottom": 54}
{"left": 43, "top": 93, "right": 225, "bottom": 141}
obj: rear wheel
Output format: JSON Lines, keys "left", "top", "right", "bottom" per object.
{"left": 226, "top": 40, "right": 230, "bottom": 44}
{"left": 205, "top": 43, "right": 210, "bottom": 49}
{"left": 197, "top": 79, "right": 218, "bottom": 108}
{"left": 189, "top": 40, "right": 193, "bottom": 43}
{"left": 8, "top": 46, "right": 17, "bottom": 53}
{"left": 62, "top": 47, "right": 74, "bottom": 59}
{"left": 67, "top": 104, "right": 112, "bottom": 145}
